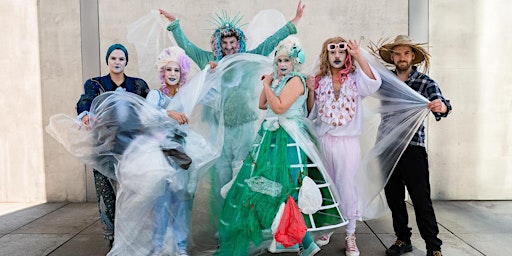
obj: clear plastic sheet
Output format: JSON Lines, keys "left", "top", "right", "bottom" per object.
{"left": 356, "top": 49, "right": 430, "bottom": 219}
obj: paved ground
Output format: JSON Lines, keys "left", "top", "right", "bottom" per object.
{"left": 0, "top": 200, "right": 511, "bottom": 256}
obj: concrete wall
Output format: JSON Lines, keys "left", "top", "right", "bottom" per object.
{"left": 429, "top": 0, "right": 512, "bottom": 199}
{"left": 39, "top": 0, "right": 86, "bottom": 202}
{"left": 97, "top": 0, "right": 408, "bottom": 82}
{"left": 1, "top": 0, "right": 510, "bottom": 202}
{"left": 0, "top": 0, "right": 46, "bottom": 202}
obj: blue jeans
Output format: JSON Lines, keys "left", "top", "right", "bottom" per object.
{"left": 152, "top": 183, "right": 192, "bottom": 251}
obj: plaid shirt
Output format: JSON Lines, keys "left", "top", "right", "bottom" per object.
{"left": 395, "top": 66, "right": 452, "bottom": 147}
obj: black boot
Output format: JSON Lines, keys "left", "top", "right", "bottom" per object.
{"left": 426, "top": 250, "right": 443, "bottom": 256}
{"left": 386, "top": 240, "right": 412, "bottom": 256}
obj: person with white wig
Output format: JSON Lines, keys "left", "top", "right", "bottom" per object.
{"left": 146, "top": 46, "right": 194, "bottom": 256}
{"left": 217, "top": 36, "right": 347, "bottom": 256}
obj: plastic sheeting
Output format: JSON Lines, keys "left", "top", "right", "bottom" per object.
{"left": 356, "top": 49, "right": 430, "bottom": 220}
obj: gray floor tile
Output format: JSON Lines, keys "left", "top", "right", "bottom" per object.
{"left": 0, "top": 203, "right": 67, "bottom": 234}
{"left": 79, "top": 219, "right": 104, "bottom": 235}
{"left": 0, "top": 200, "right": 511, "bottom": 256}
{"left": 13, "top": 203, "right": 98, "bottom": 234}
{"left": 433, "top": 201, "right": 512, "bottom": 233}
{"left": 48, "top": 234, "right": 110, "bottom": 256}
{"left": 455, "top": 233, "right": 512, "bottom": 256}
{"left": 0, "top": 233, "right": 72, "bottom": 256}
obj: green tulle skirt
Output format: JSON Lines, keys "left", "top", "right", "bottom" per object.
{"left": 216, "top": 123, "right": 346, "bottom": 255}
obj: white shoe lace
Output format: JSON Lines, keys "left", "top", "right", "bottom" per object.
{"left": 297, "top": 246, "right": 304, "bottom": 256}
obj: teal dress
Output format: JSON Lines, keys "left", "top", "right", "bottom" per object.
{"left": 217, "top": 73, "right": 347, "bottom": 255}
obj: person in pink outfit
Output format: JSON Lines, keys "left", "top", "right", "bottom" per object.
{"left": 307, "top": 36, "right": 381, "bottom": 256}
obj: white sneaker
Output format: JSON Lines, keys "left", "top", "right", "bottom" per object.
{"left": 178, "top": 248, "right": 189, "bottom": 256}
{"left": 344, "top": 233, "right": 360, "bottom": 256}
{"left": 315, "top": 232, "right": 333, "bottom": 247}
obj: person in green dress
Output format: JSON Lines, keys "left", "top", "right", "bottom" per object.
{"left": 216, "top": 36, "right": 347, "bottom": 256}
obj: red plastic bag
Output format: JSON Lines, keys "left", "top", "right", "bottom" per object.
{"left": 274, "top": 196, "right": 307, "bottom": 247}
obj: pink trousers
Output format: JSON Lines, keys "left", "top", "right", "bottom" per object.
{"left": 319, "top": 134, "right": 361, "bottom": 234}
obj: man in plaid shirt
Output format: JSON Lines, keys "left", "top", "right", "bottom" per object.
{"left": 378, "top": 35, "right": 452, "bottom": 256}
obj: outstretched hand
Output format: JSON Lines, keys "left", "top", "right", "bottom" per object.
{"left": 159, "top": 9, "right": 176, "bottom": 22}
{"left": 346, "top": 39, "right": 362, "bottom": 58}
{"left": 291, "top": 1, "right": 306, "bottom": 26}
{"left": 346, "top": 38, "right": 376, "bottom": 79}
{"left": 427, "top": 99, "right": 448, "bottom": 114}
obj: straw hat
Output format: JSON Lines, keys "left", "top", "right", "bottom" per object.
{"left": 378, "top": 35, "right": 430, "bottom": 66}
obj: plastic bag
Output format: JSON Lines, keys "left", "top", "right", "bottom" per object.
{"left": 274, "top": 196, "right": 307, "bottom": 247}
{"left": 298, "top": 176, "right": 322, "bottom": 214}
{"left": 271, "top": 202, "right": 286, "bottom": 234}
{"left": 245, "top": 176, "right": 283, "bottom": 197}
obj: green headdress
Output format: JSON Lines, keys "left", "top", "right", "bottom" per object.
{"left": 209, "top": 11, "right": 247, "bottom": 61}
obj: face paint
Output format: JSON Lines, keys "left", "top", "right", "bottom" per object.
{"left": 328, "top": 48, "right": 348, "bottom": 69}
{"left": 164, "top": 61, "right": 181, "bottom": 86}
{"left": 276, "top": 56, "right": 294, "bottom": 77}
{"left": 107, "top": 49, "right": 127, "bottom": 74}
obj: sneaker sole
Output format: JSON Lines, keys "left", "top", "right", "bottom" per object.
{"left": 307, "top": 247, "right": 321, "bottom": 256}
{"left": 316, "top": 239, "right": 330, "bottom": 247}
{"left": 315, "top": 232, "right": 333, "bottom": 247}
{"left": 346, "top": 250, "right": 360, "bottom": 256}
{"left": 268, "top": 243, "right": 300, "bottom": 253}
{"left": 268, "top": 248, "right": 300, "bottom": 253}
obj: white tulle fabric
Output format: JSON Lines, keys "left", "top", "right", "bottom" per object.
{"left": 126, "top": 10, "right": 200, "bottom": 89}
{"left": 47, "top": 91, "right": 221, "bottom": 255}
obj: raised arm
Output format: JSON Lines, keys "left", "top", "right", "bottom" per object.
{"left": 291, "top": 0, "right": 306, "bottom": 26}
{"left": 347, "top": 39, "right": 376, "bottom": 80}
{"left": 248, "top": 1, "right": 305, "bottom": 55}
{"left": 160, "top": 9, "right": 213, "bottom": 68}
{"left": 159, "top": 9, "right": 176, "bottom": 22}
